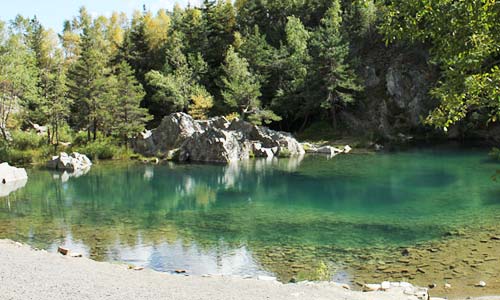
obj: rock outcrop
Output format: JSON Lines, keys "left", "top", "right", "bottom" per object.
{"left": 47, "top": 152, "right": 92, "bottom": 172}
{"left": 0, "top": 163, "right": 28, "bottom": 197}
{"left": 133, "top": 113, "right": 202, "bottom": 156}
{"left": 133, "top": 113, "right": 305, "bottom": 164}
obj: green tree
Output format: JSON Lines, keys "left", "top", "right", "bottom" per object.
{"left": 0, "top": 22, "right": 39, "bottom": 141}
{"left": 272, "top": 16, "right": 310, "bottom": 126}
{"left": 145, "top": 32, "right": 212, "bottom": 119}
{"left": 309, "top": 2, "right": 362, "bottom": 128}
{"left": 109, "top": 61, "right": 151, "bottom": 145}
{"left": 220, "top": 46, "right": 280, "bottom": 124}
{"left": 67, "top": 13, "right": 112, "bottom": 141}
{"left": 381, "top": 0, "right": 500, "bottom": 130}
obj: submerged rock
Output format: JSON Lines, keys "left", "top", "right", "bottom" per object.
{"left": 47, "top": 152, "right": 92, "bottom": 172}
{"left": 134, "top": 112, "right": 305, "bottom": 163}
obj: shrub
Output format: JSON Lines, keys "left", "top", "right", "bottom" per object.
{"left": 10, "top": 130, "right": 44, "bottom": 151}
{"left": 74, "top": 138, "right": 119, "bottom": 160}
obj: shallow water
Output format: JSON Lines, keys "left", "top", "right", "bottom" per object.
{"left": 1, "top": 146, "right": 500, "bottom": 286}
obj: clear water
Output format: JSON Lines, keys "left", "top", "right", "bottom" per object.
{"left": 1, "top": 145, "right": 499, "bottom": 281}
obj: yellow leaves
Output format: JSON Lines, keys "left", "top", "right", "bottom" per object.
{"left": 144, "top": 11, "right": 171, "bottom": 51}
{"left": 224, "top": 112, "right": 240, "bottom": 121}
{"left": 188, "top": 93, "right": 214, "bottom": 120}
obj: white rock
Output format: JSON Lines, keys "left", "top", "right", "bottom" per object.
{"left": 363, "top": 284, "right": 381, "bottom": 292}
{"left": 381, "top": 281, "right": 391, "bottom": 290}
{"left": 477, "top": 281, "right": 486, "bottom": 287}
{"left": 0, "top": 163, "right": 28, "bottom": 197}
{"left": 444, "top": 283, "right": 451, "bottom": 289}
{"left": 257, "top": 275, "right": 277, "bottom": 281}
{"left": 0, "top": 163, "right": 28, "bottom": 184}
{"left": 343, "top": 145, "right": 352, "bottom": 153}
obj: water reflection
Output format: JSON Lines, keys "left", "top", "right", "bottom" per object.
{"left": 0, "top": 150, "right": 499, "bottom": 281}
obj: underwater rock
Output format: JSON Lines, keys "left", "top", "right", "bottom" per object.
{"left": 476, "top": 281, "right": 486, "bottom": 287}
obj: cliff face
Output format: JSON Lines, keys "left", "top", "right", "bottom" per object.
{"left": 340, "top": 41, "right": 440, "bottom": 142}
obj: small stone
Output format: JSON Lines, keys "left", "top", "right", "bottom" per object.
{"left": 257, "top": 275, "right": 276, "bottom": 281}
{"left": 381, "top": 281, "right": 391, "bottom": 290}
{"left": 401, "top": 248, "right": 411, "bottom": 256}
{"left": 69, "top": 252, "right": 82, "bottom": 258}
{"left": 476, "top": 281, "right": 486, "bottom": 287}
{"left": 133, "top": 266, "right": 144, "bottom": 271}
{"left": 491, "top": 236, "right": 500, "bottom": 240}
{"left": 57, "top": 247, "right": 69, "bottom": 256}
{"left": 444, "top": 283, "right": 451, "bottom": 289}
{"left": 175, "top": 269, "right": 187, "bottom": 274}
{"left": 417, "top": 268, "right": 426, "bottom": 274}
{"left": 341, "top": 284, "right": 350, "bottom": 290}
{"left": 363, "top": 284, "right": 381, "bottom": 292}
{"left": 428, "top": 283, "right": 437, "bottom": 289}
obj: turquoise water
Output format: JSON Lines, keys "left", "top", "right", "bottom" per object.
{"left": 1, "top": 146, "right": 499, "bottom": 280}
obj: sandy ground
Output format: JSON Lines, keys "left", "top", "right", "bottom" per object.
{"left": 1, "top": 239, "right": 500, "bottom": 300}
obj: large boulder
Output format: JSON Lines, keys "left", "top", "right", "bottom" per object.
{"left": 228, "top": 119, "right": 305, "bottom": 156}
{"left": 0, "top": 163, "right": 27, "bottom": 184}
{"left": 179, "top": 128, "right": 251, "bottom": 163}
{"left": 133, "top": 113, "right": 304, "bottom": 163}
{"left": 47, "top": 152, "right": 92, "bottom": 172}
{"left": 133, "top": 113, "right": 202, "bottom": 156}
{"left": 0, "top": 163, "right": 28, "bottom": 197}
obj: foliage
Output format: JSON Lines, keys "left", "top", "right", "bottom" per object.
{"left": 381, "top": 0, "right": 500, "bottom": 130}
{"left": 74, "top": 138, "right": 119, "bottom": 160}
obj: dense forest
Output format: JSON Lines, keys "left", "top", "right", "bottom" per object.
{"left": 0, "top": 0, "right": 499, "bottom": 163}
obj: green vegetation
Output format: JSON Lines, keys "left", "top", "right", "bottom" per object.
{"left": 1, "top": 1, "right": 500, "bottom": 164}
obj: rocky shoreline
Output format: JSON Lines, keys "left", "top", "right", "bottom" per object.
{"left": 0, "top": 239, "right": 442, "bottom": 300}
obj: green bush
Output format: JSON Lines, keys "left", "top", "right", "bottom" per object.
{"left": 297, "top": 121, "right": 340, "bottom": 142}
{"left": 74, "top": 138, "right": 119, "bottom": 160}
{"left": 10, "top": 130, "right": 44, "bottom": 151}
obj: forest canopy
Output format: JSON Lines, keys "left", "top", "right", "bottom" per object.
{"left": 0, "top": 0, "right": 499, "bottom": 162}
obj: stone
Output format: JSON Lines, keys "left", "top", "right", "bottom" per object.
{"left": 428, "top": 283, "right": 437, "bottom": 289}
{"left": 0, "top": 163, "right": 28, "bottom": 197}
{"left": 47, "top": 152, "right": 92, "bottom": 173}
{"left": 58, "top": 247, "right": 69, "bottom": 255}
{"left": 341, "top": 284, "right": 350, "bottom": 290}
{"left": 0, "top": 163, "right": 28, "bottom": 184}
{"left": 381, "top": 281, "right": 391, "bottom": 290}
{"left": 133, "top": 266, "right": 144, "bottom": 271}
{"left": 175, "top": 269, "right": 186, "bottom": 274}
{"left": 476, "top": 281, "right": 486, "bottom": 287}
{"left": 133, "top": 113, "right": 202, "bottom": 156}
{"left": 134, "top": 113, "right": 304, "bottom": 164}
{"left": 69, "top": 252, "right": 83, "bottom": 258}
{"left": 363, "top": 283, "right": 381, "bottom": 292}
{"left": 179, "top": 128, "right": 251, "bottom": 163}
{"left": 257, "top": 275, "right": 277, "bottom": 281}
{"left": 343, "top": 145, "right": 352, "bottom": 153}
{"left": 444, "top": 283, "right": 451, "bottom": 289}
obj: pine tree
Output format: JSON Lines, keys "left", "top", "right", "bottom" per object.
{"left": 310, "top": 2, "right": 361, "bottom": 128}
{"left": 220, "top": 46, "right": 280, "bottom": 124}
{"left": 67, "top": 16, "right": 112, "bottom": 141}
{"left": 109, "top": 61, "right": 151, "bottom": 145}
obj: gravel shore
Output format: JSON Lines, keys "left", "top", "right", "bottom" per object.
{"left": 1, "top": 239, "right": 499, "bottom": 300}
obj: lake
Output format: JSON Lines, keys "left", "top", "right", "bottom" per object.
{"left": 1, "top": 145, "right": 500, "bottom": 294}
